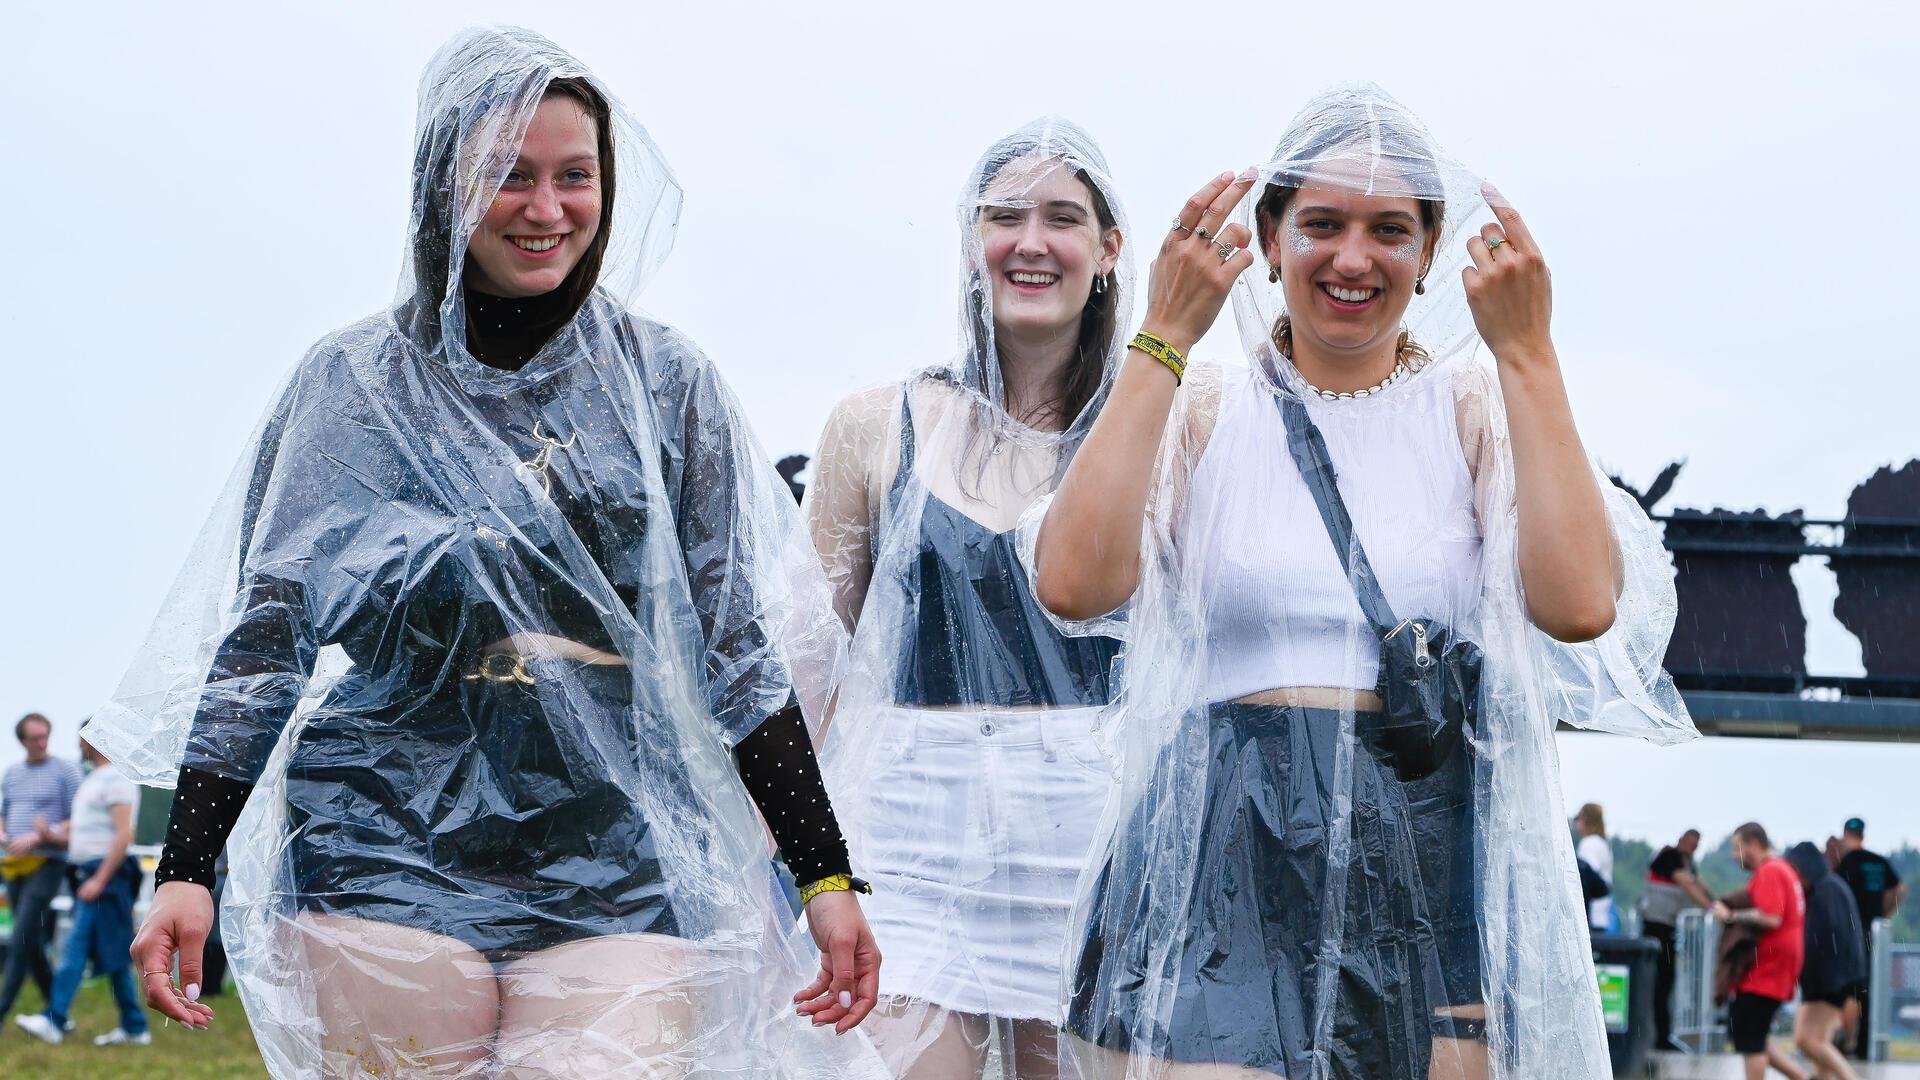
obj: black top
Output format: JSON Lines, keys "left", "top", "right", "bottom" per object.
{"left": 1649, "top": 846, "right": 1692, "bottom": 880}
{"left": 1788, "top": 842, "right": 1869, "bottom": 994}
{"left": 887, "top": 391, "right": 1120, "bottom": 709}
{"left": 1836, "top": 848, "right": 1903, "bottom": 934}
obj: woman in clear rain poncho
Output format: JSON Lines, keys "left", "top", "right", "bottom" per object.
{"left": 83, "top": 27, "right": 886, "bottom": 1080}
{"left": 1031, "top": 86, "right": 1696, "bottom": 1079}
{"left": 804, "top": 120, "right": 1128, "bottom": 1079}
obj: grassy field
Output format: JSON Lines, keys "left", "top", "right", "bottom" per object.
{"left": 1, "top": 976, "right": 266, "bottom": 1078}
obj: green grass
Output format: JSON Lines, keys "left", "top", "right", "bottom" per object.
{"left": 2, "top": 975, "right": 266, "bottom": 1078}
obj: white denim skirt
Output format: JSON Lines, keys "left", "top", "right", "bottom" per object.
{"left": 857, "top": 704, "right": 1114, "bottom": 1020}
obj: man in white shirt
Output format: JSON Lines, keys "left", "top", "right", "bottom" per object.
{"left": 13, "top": 738, "right": 149, "bottom": 1046}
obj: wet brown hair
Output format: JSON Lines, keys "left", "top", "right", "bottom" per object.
{"left": 536, "top": 77, "right": 618, "bottom": 317}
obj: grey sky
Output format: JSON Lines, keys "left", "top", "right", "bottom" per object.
{"left": 5, "top": 2, "right": 1916, "bottom": 848}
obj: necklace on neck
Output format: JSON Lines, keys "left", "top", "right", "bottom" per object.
{"left": 1299, "top": 360, "right": 1414, "bottom": 401}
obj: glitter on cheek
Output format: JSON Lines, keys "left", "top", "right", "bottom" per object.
{"left": 1385, "top": 237, "right": 1418, "bottom": 263}
{"left": 1286, "top": 219, "right": 1315, "bottom": 257}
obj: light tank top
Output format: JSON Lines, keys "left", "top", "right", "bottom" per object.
{"left": 1182, "top": 362, "right": 1484, "bottom": 702}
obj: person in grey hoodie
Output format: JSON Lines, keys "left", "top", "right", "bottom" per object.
{"left": 1786, "top": 841, "right": 1866, "bottom": 1080}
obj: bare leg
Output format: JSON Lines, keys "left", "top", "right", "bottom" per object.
{"left": 1743, "top": 1052, "right": 1769, "bottom": 1080}
{"left": 1764, "top": 1040, "right": 1810, "bottom": 1080}
{"left": 1429, "top": 1003, "right": 1490, "bottom": 1080}
{"left": 1063, "top": 1030, "right": 1285, "bottom": 1080}
{"left": 495, "top": 932, "right": 703, "bottom": 1080}
{"left": 862, "top": 998, "right": 990, "bottom": 1078}
{"left": 1795, "top": 1002, "right": 1862, "bottom": 1080}
{"left": 1840, "top": 996, "right": 1862, "bottom": 1054}
{"left": 1006, "top": 1017, "right": 1072, "bottom": 1080}
{"left": 298, "top": 912, "right": 499, "bottom": 1079}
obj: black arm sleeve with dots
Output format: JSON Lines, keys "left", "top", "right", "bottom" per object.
{"left": 731, "top": 705, "right": 852, "bottom": 888}
{"left": 156, "top": 705, "right": 853, "bottom": 891}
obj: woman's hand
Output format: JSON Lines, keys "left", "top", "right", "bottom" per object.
{"left": 793, "top": 889, "right": 880, "bottom": 1035}
{"left": 131, "top": 880, "right": 218, "bottom": 1028}
{"left": 1463, "top": 186, "right": 1554, "bottom": 364}
{"left": 78, "top": 875, "right": 107, "bottom": 904}
{"left": 1142, "top": 170, "right": 1259, "bottom": 354}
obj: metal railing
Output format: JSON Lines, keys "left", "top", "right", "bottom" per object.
{"left": 1669, "top": 908, "right": 1723, "bottom": 1054}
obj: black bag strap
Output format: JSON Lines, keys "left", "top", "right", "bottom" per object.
{"left": 1277, "top": 393, "right": 1403, "bottom": 635}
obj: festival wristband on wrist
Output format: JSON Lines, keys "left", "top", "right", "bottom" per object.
{"left": 1131, "top": 331, "right": 1187, "bottom": 385}
{"left": 799, "top": 873, "right": 873, "bottom": 906}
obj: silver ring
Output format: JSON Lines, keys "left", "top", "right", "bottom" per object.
{"left": 1170, "top": 219, "right": 1192, "bottom": 234}
{"left": 1195, "top": 225, "right": 1215, "bottom": 241}
{"left": 1216, "top": 241, "right": 1237, "bottom": 260}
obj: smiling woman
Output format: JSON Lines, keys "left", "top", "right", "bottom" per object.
{"left": 82, "top": 25, "right": 887, "bottom": 1080}
{"left": 1033, "top": 84, "right": 1696, "bottom": 1079}
{"left": 803, "top": 118, "right": 1129, "bottom": 1080}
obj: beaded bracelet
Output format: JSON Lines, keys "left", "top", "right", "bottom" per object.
{"left": 799, "top": 873, "right": 873, "bottom": 905}
{"left": 1130, "top": 331, "right": 1186, "bottom": 385}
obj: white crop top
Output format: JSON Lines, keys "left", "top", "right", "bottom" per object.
{"left": 1182, "top": 362, "right": 1484, "bottom": 703}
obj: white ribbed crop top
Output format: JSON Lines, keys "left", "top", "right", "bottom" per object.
{"left": 1182, "top": 362, "right": 1483, "bottom": 703}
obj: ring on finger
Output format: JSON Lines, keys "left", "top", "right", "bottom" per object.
{"left": 1195, "top": 225, "right": 1215, "bottom": 241}
{"left": 1170, "top": 219, "right": 1192, "bottom": 234}
{"left": 1486, "top": 236, "right": 1507, "bottom": 251}
{"left": 1215, "top": 241, "right": 1238, "bottom": 260}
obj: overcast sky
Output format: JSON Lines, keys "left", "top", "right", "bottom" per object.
{"left": 5, "top": 2, "right": 1916, "bottom": 850}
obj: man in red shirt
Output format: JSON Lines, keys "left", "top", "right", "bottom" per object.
{"left": 1714, "top": 822, "right": 1808, "bottom": 1080}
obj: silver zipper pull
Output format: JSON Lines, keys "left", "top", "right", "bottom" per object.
{"left": 1412, "top": 622, "right": 1433, "bottom": 667}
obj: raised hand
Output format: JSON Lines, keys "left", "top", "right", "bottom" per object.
{"left": 1463, "top": 184, "right": 1554, "bottom": 362}
{"left": 1143, "top": 169, "right": 1260, "bottom": 354}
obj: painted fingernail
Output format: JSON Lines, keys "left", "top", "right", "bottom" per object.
{"left": 185, "top": 983, "right": 201, "bottom": 1001}
{"left": 839, "top": 990, "right": 853, "bottom": 1009}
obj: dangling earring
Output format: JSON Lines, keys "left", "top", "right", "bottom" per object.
{"left": 1414, "top": 277, "right": 1426, "bottom": 296}
{"left": 1094, "top": 273, "right": 1106, "bottom": 294}
{"left": 1268, "top": 266, "right": 1281, "bottom": 284}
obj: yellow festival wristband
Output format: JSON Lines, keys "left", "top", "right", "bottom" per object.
{"left": 799, "top": 873, "right": 873, "bottom": 906}
{"left": 1130, "top": 331, "right": 1186, "bottom": 385}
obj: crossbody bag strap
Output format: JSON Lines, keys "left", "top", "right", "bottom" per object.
{"left": 1276, "top": 393, "right": 1402, "bottom": 635}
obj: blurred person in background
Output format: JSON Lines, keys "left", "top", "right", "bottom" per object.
{"left": 1576, "top": 803, "right": 1613, "bottom": 931}
{"left": 1835, "top": 817, "right": 1905, "bottom": 1060}
{"left": 12, "top": 738, "right": 149, "bottom": 1046}
{"left": 1785, "top": 842, "right": 1864, "bottom": 1080}
{"left": 1714, "top": 823, "right": 1806, "bottom": 1080}
{"left": 1639, "top": 828, "right": 1714, "bottom": 1050}
{"left": 0, "top": 713, "right": 81, "bottom": 1027}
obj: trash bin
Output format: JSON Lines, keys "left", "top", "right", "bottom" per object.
{"left": 1592, "top": 933, "right": 1660, "bottom": 1077}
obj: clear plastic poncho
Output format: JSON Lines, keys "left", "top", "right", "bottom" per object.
{"left": 804, "top": 118, "right": 1131, "bottom": 1079}
{"left": 1038, "top": 85, "right": 1696, "bottom": 1079}
{"left": 85, "top": 26, "right": 877, "bottom": 1080}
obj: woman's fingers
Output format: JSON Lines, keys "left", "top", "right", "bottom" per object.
{"left": 1481, "top": 183, "right": 1538, "bottom": 253}
{"left": 792, "top": 964, "right": 831, "bottom": 1006}
{"left": 1177, "top": 171, "right": 1239, "bottom": 233}
{"left": 1465, "top": 235, "right": 1494, "bottom": 273}
{"left": 1194, "top": 172, "right": 1257, "bottom": 241}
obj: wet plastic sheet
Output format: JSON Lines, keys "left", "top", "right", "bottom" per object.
{"left": 86, "top": 25, "right": 874, "bottom": 1080}
{"left": 804, "top": 119, "right": 1132, "bottom": 1079}
{"left": 1032, "top": 85, "right": 1696, "bottom": 1079}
